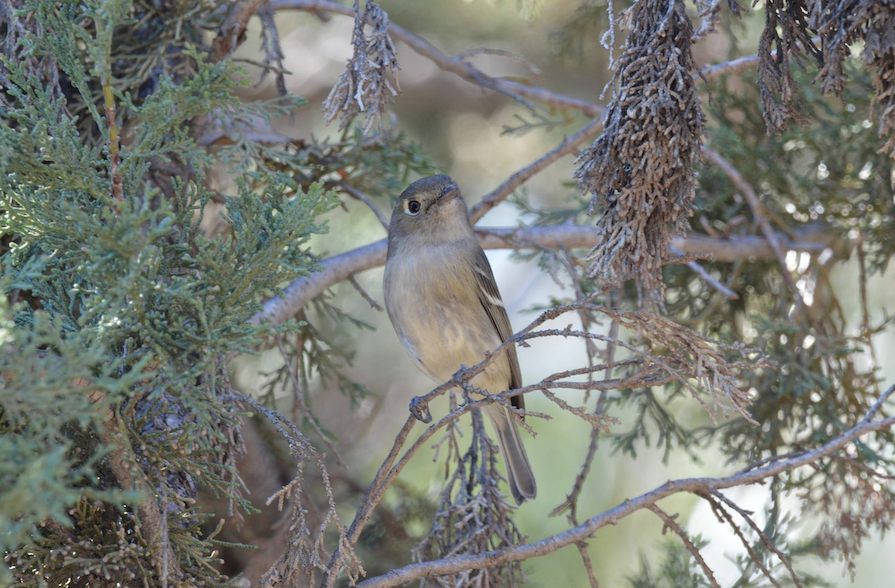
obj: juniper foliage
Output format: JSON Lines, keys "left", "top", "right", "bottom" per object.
{"left": 0, "top": 0, "right": 424, "bottom": 584}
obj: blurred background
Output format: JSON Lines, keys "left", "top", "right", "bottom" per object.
{"left": 224, "top": 1, "right": 895, "bottom": 586}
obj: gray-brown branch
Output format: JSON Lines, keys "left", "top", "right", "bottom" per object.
{"left": 251, "top": 225, "right": 834, "bottom": 328}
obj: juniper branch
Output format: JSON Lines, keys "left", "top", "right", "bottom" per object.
{"left": 251, "top": 224, "right": 834, "bottom": 328}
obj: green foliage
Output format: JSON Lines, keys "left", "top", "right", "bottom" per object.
{"left": 0, "top": 0, "right": 357, "bottom": 582}
{"left": 698, "top": 63, "right": 894, "bottom": 269}
{"left": 3, "top": 0, "right": 893, "bottom": 585}
{"left": 0, "top": 296, "right": 145, "bottom": 585}
{"left": 625, "top": 533, "right": 832, "bottom": 588}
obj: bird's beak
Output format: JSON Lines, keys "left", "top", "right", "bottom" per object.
{"left": 439, "top": 185, "right": 460, "bottom": 201}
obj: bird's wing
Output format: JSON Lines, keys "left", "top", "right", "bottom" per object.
{"left": 473, "top": 249, "right": 524, "bottom": 411}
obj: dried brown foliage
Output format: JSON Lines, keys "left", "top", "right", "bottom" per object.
{"left": 574, "top": 0, "right": 705, "bottom": 298}
{"left": 756, "top": 0, "right": 895, "bottom": 158}
{"left": 601, "top": 308, "right": 764, "bottom": 423}
{"left": 323, "top": 0, "right": 401, "bottom": 133}
{"left": 757, "top": 0, "right": 822, "bottom": 132}
{"left": 413, "top": 410, "right": 525, "bottom": 588}
{"left": 8, "top": 0, "right": 894, "bottom": 585}
{"left": 807, "top": 453, "right": 895, "bottom": 579}
{"left": 219, "top": 396, "right": 361, "bottom": 588}
{"left": 809, "top": 0, "right": 895, "bottom": 158}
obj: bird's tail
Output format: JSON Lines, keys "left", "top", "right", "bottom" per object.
{"left": 485, "top": 404, "right": 537, "bottom": 504}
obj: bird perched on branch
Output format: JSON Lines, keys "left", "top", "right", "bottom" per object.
{"left": 383, "top": 174, "right": 536, "bottom": 504}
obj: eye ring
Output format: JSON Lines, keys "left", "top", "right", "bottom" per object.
{"left": 406, "top": 199, "right": 421, "bottom": 215}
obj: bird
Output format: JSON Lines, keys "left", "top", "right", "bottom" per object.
{"left": 382, "top": 174, "right": 536, "bottom": 504}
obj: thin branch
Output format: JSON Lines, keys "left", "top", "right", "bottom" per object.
{"left": 703, "top": 494, "right": 783, "bottom": 588}
{"left": 647, "top": 504, "right": 721, "bottom": 588}
{"left": 322, "top": 402, "right": 482, "bottom": 588}
{"left": 575, "top": 541, "right": 600, "bottom": 588}
{"left": 245, "top": 1, "right": 834, "bottom": 328}
{"left": 708, "top": 490, "right": 802, "bottom": 588}
{"left": 549, "top": 291, "right": 618, "bottom": 521}
{"left": 347, "top": 275, "right": 384, "bottom": 311}
{"left": 353, "top": 384, "right": 895, "bottom": 588}
{"left": 251, "top": 239, "right": 386, "bottom": 328}
{"left": 336, "top": 181, "right": 389, "bottom": 229}
{"left": 698, "top": 37, "right": 821, "bottom": 84}
{"left": 468, "top": 118, "right": 604, "bottom": 223}
{"left": 701, "top": 146, "right": 805, "bottom": 311}
{"left": 700, "top": 52, "right": 761, "bottom": 79}
{"left": 210, "top": 0, "right": 268, "bottom": 62}
{"left": 317, "top": 289, "right": 774, "bottom": 583}
{"left": 272, "top": 0, "right": 778, "bottom": 120}
{"left": 670, "top": 244, "right": 738, "bottom": 299}
{"left": 276, "top": 338, "right": 345, "bottom": 466}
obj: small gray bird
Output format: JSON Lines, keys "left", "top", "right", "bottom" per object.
{"left": 383, "top": 175, "right": 537, "bottom": 504}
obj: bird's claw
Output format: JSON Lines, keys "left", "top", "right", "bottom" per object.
{"left": 409, "top": 397, "right": 432, "bottom": 423}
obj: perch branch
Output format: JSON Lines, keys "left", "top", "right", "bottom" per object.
{"left": 251, "top": 225, "right": 834, "bottom": 328}
{"left": 320, "top": 291, "right": 774, "bottom": 585}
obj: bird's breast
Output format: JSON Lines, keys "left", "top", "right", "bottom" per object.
{"left": 384, "top": 245, "right": 505, "bottom": 386}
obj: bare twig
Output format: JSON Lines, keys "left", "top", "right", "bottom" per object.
{"left": 274, "top": 0, "right": 782, "bottom": 121}
{"left": 210, "top": 0, "right": 268, "bottom": 62}
{"left": 697, "top": 38, "right": 820, "bottom": 80}
{"left": 337, "top": 181, "right": 389, "bottom": 229}
{"left": 701, "top": 146, "right": 805, "bottom": 311}
{"left": 245, "top": 0, "right": 834, "bottom": 325}
{"left": 648, "top": 503, "right": 721, "bottom": 588}
{"left": 347, "top": 275, "right": 384, "bottom": 311}
{"left": 468, "top": 118, "right": 604, "bottom": 223}
{"left": 669, "top": 244, "right": 738, "bottom": 299}
{"left": 276, "top": 339, "right": 345, "bottom": 466}
{"left": 576, "top": 541, "right": 600, "bottom": 588}
{"left": 269, "top": 0, "right": 606, "bottom": 118}
{"left": 703, "top": 494, "right": 783, "bottom": 588}
{"left": 708, "top": 490, "right": 802, "bottom": 588}
{"left": 317, "top": 288, "right": 775, "bottom": 584}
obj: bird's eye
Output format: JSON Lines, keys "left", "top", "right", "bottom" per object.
{"left": 406, "top": 200, "right": 421, "bottom": 215}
